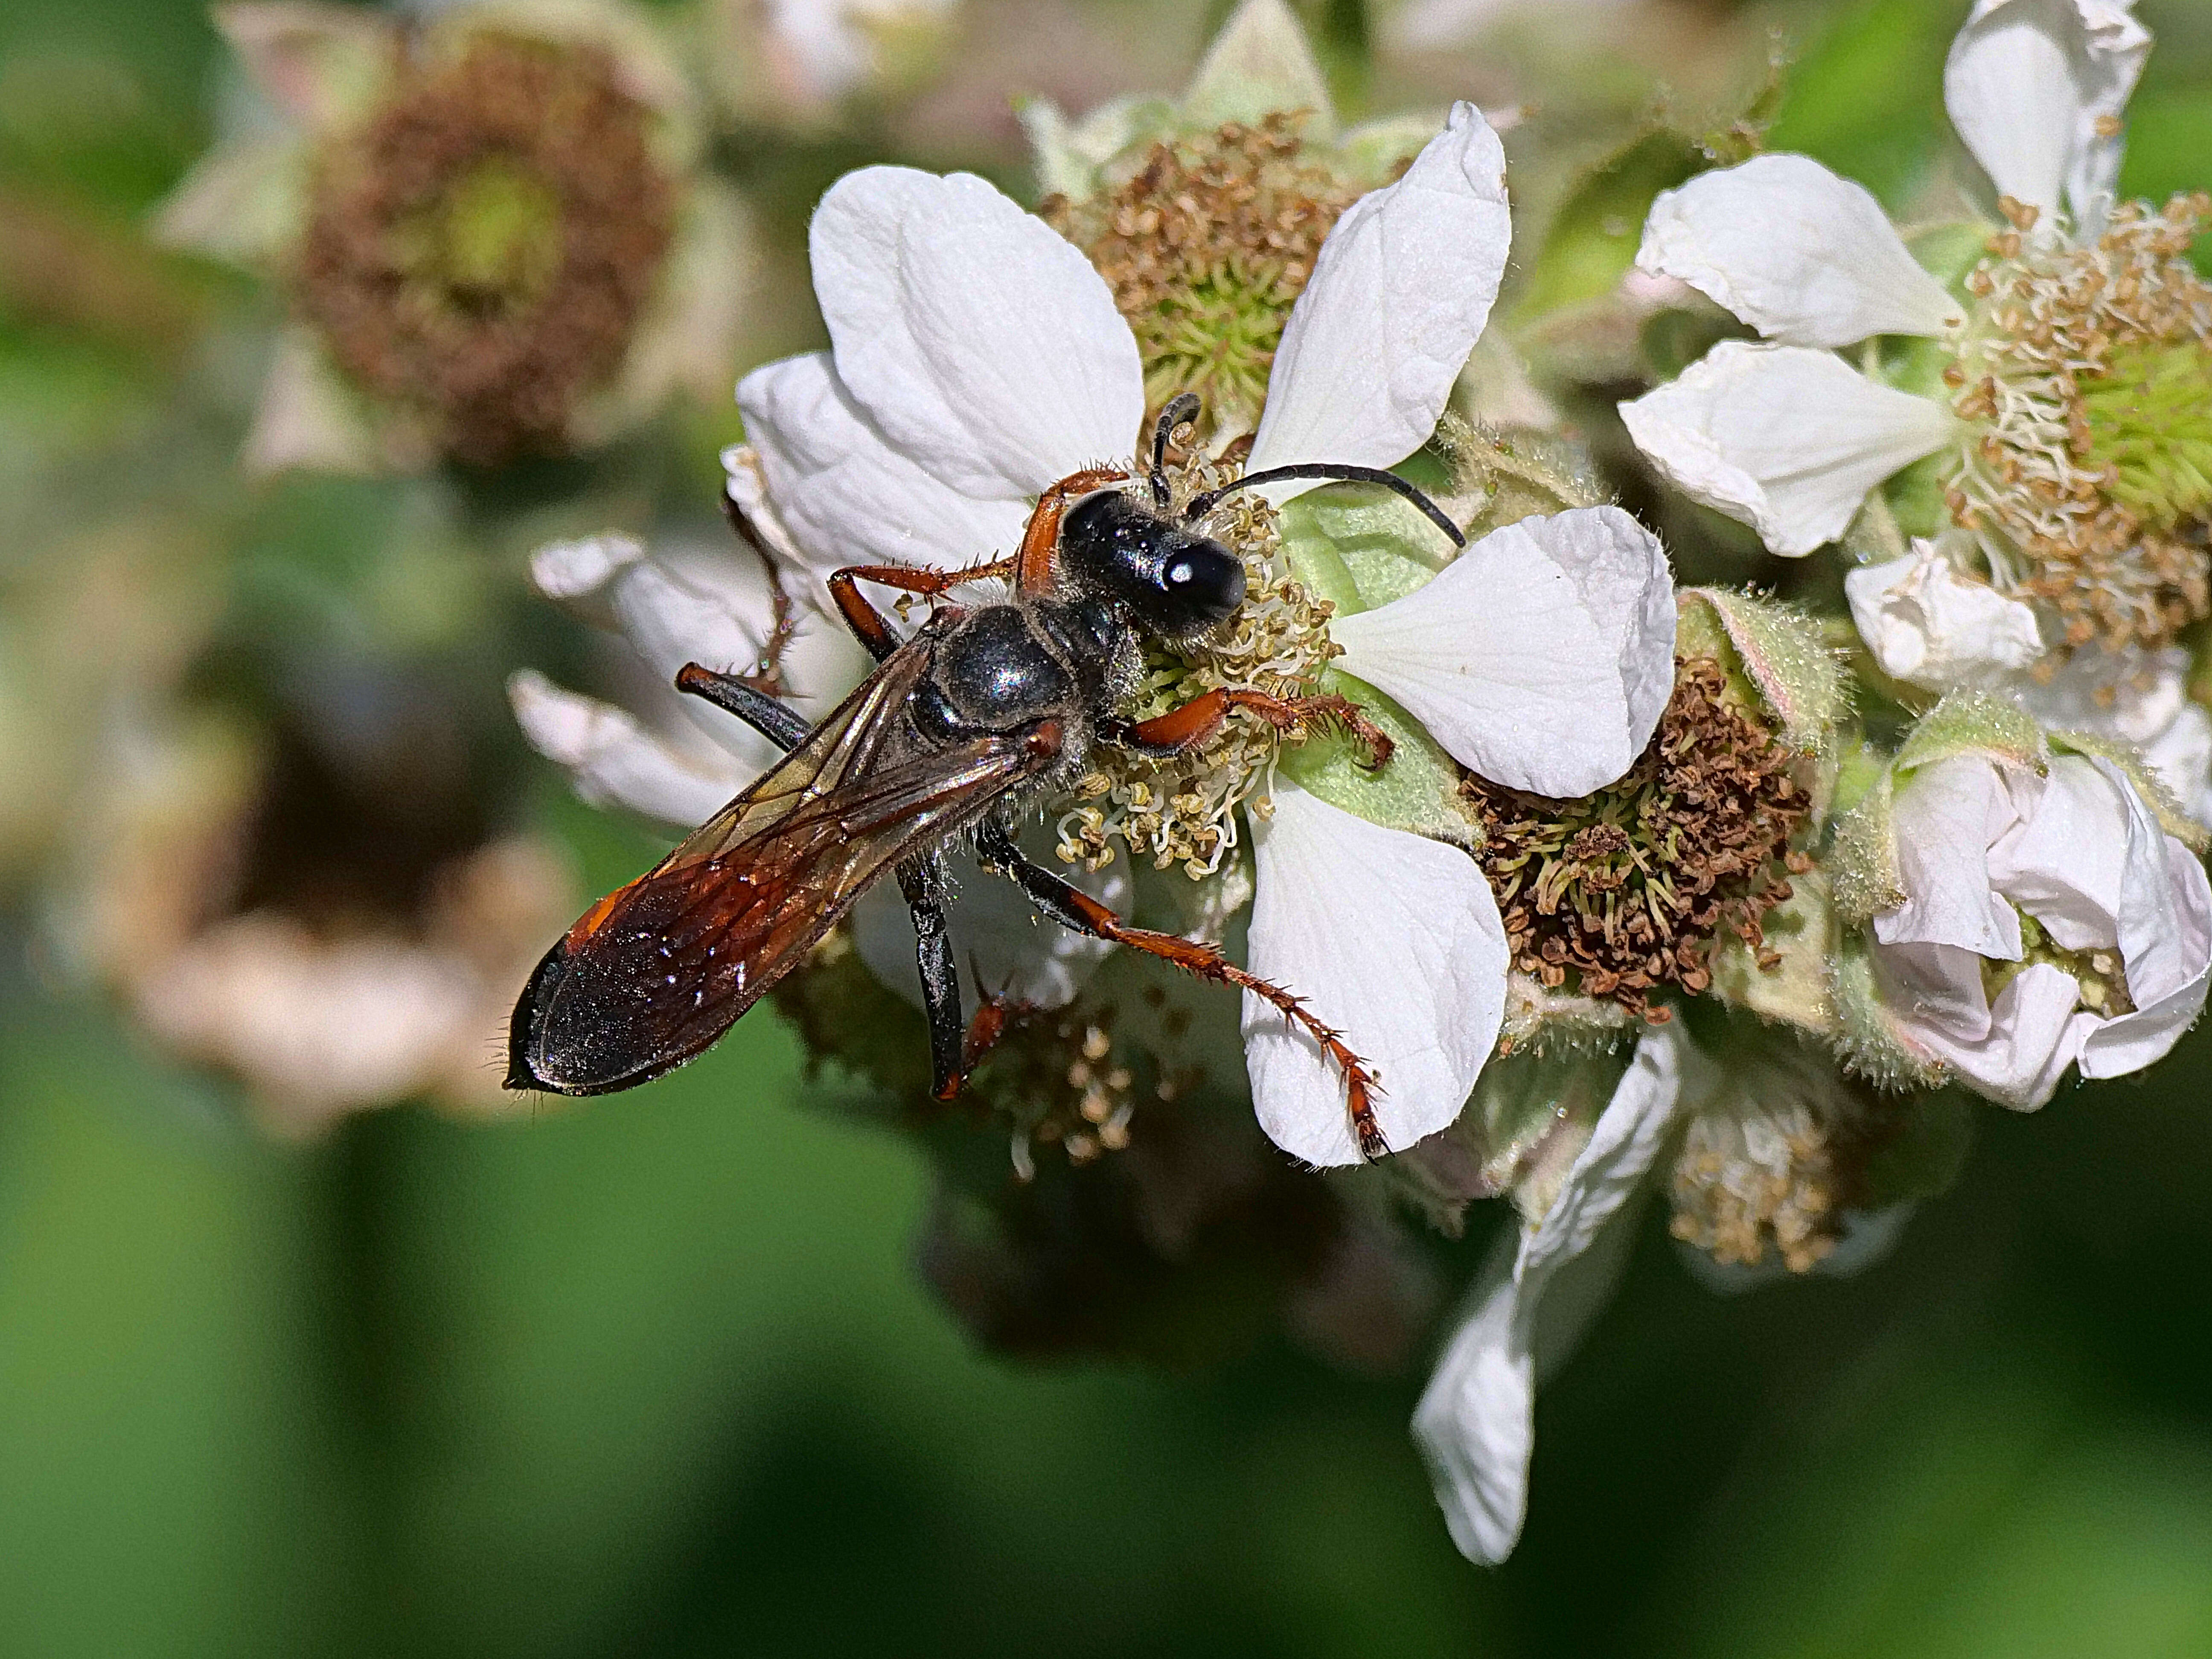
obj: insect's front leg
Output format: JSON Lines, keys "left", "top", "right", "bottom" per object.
{"left": 1103, "top": 688, "right": 1394, "bottom": 770}
{"left": 1012, "top": 467, "right": 1131, "bottom": 592}
{"left": 969, "top": 820, "right": 1388, "bottom": 1161}
{"left": 827, "top": 559, "right": 1018, "bottom": 661}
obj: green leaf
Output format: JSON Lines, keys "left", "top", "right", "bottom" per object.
{"left": 1764, "top": 0, "right": 1961, "bottom": 210}
{"left": 1515, "top": 130, "right": 1705, "bottom": 321}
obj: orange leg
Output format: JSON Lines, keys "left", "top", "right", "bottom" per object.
{"left": 1014, "top": 467, "right": 1131, "bottom": 594}
{"left": 971, "top": 820, "right": 1387, "bottom": 1160}
{"left": 1108, "top": 688, "right": 1394, "bottom": 770}
{"left": 827, "top": 556, "right": 1018, "bottom": 660}
{"left": 930, "top": 992, "right": 1039, "bottom": 1101}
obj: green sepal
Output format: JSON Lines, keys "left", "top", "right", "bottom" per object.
{"left": 1709, "top": 871, "right": 1840, "bottom": 1036}
{"left": 1677, "top": 588, "right": 1849, "bottom": 755}
{"left": 1180, "top": 0, "right": 1336, "bottom": 139}
{"left": 1278, "top": 485, "right": 1457, "bottom": 613}
{"left": 1829, "top": 934, "right": 1944, "bottom": 1094}
{"left": 1893, "top": 688, "right": 2048, "bottom": 776}
{"left": 1829, "top": 766, "right": 1903, "bottom": 928}
{"left": 1280, "top": 669, "right": 1479, "bottom": 847}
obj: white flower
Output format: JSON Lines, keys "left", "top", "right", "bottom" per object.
{"left": 728, "top": 113, "right": 1677, "bottom": 1166}
{"left": 1412, "top": 1025, "right": 1687, "bottom": 1564}
{"left": 1618, "top": 1, "right": 2151, "bottom": 559}
{"left": 1866, "top": 748, "right": 2212, "bottom": 1108}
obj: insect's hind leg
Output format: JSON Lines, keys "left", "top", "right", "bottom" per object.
{"left": 969, "top": 821, "right": 1387, "bottom": 1160}
{"left": 675, "top": 663, "right": 809, "bottom": 752}
{"left": 896, "top": 859, "right": 972, "bottom": 1100}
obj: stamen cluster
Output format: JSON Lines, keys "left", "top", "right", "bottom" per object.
{"left": 1944, "top": 193, "right": 2212, "bottom": 651}
{"left": 1464, "top": 659, "right": 1813, "bottom": 1016}
{"left": 1054, "top": 458, "right": 1340, "bottom": 880}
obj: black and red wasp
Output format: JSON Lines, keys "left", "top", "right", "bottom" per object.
{"left": 506, "top": 395, "right": 1465, "bottom": 1159}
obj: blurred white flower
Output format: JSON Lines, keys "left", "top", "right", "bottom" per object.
{"left": 707, "top": 0, "right": 959, "bottom": 121}
{"left": 156, "top": 0, "right": 749, "bottom": 472}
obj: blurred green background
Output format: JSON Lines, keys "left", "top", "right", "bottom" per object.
{"left": 6, "top": 1, "right": 2212, "bottom": 1654}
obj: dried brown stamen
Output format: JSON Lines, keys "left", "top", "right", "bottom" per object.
{"left": 298, "top": 32, "right": 675, "bottom": 465}
{"left": 1464, "top": 658, "right": 1813, "bottom": 1016}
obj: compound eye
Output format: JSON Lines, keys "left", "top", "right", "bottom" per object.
{"left": 1159, "top": 539, "right": 1246, "bottom": 626}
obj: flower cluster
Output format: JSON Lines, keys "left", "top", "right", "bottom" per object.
{"left": 505, "top": 0, "right": 2212, "bottom": 1570}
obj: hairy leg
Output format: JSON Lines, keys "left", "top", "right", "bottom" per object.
{"left": 970, "top": 819, "right": 1386, "bottom": 1159}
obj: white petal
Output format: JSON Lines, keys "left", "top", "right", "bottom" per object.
{"left": 1989, "top": 754, "right": 2129, "bottom": 951}
{"left": 1874, "top": 944, "right": 2085, "bottom": 1109}
{"left": 808, "top": 167, "right": 1144, "bottom": 497}
{"left": 509, "top": 671, "right": 748, "bottom": 827}
{"left": 1242, "top": 785, "right": 1508, "bottom": 1168}
{"left": 2077, "top": 757, "right": 2212, "bottom": 1077}
{"left": 1877, "top": 754, "right": 2031, "bottom": 958}
{"left": 1638, "top": 156, "right": 1963, "bottom": 346}
{"left": 530, "top": 528, "right": 872, "bottom": 750}
{"left": 1946, "top": 0, "right": 2150, "bottom": 230}
{"left": 738, "top": 350, "right": 1034, "bottom": 585}
{"left": 2141, "top": 703, "right": 2212, "bottom": 825}
{"left": 1330, "top": 507, "right": 1676, "bottom": 797}
{"left": 1248, "top": 103, "right": 1511, "bottom": 495}
{"left": 1845, "top": 543, "right": 2046, "bottom": 689}
{"left": 531, "top": 533, "right": 645, "bottom": 611}
{"left": 1619, "top": 342, "right": 1954, "bottom": 557}
{"left": 850, "top": 842, "right": 1129, "bottom": 1016}
{"left": 1412, "top": 1027, "right": 1684, "bottom": 1563}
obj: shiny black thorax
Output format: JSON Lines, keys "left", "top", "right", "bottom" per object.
{"left": 902, "top": 487, "right": 1246, "bottom": 759}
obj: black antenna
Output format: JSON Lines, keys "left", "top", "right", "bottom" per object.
{"left": 1149, "top": 392, "right": 1201, "bottom": 509}
{"left": 1186, "top": 463, "right": 1466, "bottom": 548}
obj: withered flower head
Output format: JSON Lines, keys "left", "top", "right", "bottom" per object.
{"left": 298, "top": 31, "right": 676, "bottom": 465}
{"left": 1465, "top": 658, "right": 1813, "bottom": 1016}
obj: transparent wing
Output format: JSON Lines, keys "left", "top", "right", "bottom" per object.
{"left": 512, "top": 644, "right": 1057, "bottom": 1094}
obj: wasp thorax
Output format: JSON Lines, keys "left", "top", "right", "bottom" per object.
{"left": 1464, "top": 658, "right": 1814, "bottom": 1018}
{"left": 1943, "top": 193, "right": 2212, "bottom": 652}
{"left": 1055, "top": 462, "right": 1339, "bottom": 880}
{"left": 298, "top": 31, "right": 676, "bottom": 465}
{"left": 1041, "top": 114, "right": 1363, "bottom": 446}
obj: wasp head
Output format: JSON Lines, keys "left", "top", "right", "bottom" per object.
{"left": 1057, "top": 488, "right": 1247, "bottom": 640}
